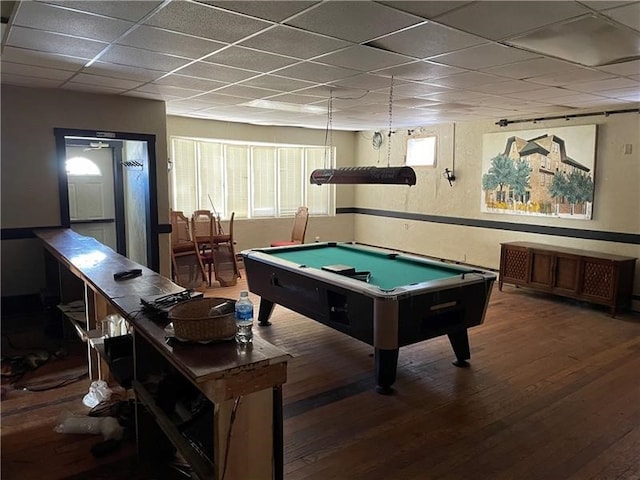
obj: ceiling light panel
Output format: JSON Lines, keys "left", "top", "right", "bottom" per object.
{"left": 435, "top": 1, "right": 590, "bottom": 41}
{"left": 507, "top": 15, "right": 640, "bottom": 67}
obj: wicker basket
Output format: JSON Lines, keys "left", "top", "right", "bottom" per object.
{"left": 168, "top": 297, "right": 236, "bottom": 342}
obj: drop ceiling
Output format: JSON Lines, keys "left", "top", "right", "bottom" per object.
{"left": 1, "top": 0, "right": 639, "bottom": 131}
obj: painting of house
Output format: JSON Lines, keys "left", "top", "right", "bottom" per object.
{"left": 481, "top": 124, "right": 597, "bottom": 220}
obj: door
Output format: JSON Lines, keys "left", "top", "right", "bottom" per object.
{"left": 65, "top": 143, "right": 117, "bottom": 249}
{"left": 55, "top": 128, "right": 160, "bottom": 272}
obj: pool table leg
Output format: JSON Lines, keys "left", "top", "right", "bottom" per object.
{"left": 257, "top": 299, "right": 276, "bottom": 326}
{"left": 448, "top": 330, "right": 471, "bottom": 367}
{"left": 374, "top": 348, "right": 399, "bottom": 395}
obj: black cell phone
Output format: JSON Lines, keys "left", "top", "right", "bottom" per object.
{"left": 113, "top": 269, "right": 142, "bottom": 280}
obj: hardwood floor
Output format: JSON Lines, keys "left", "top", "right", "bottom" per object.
{"left": 2, "top": 273, "right": 639, "bottom": 480}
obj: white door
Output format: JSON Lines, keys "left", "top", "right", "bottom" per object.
{"left": 66, "top": 145, "right": 117, "bottom": 249}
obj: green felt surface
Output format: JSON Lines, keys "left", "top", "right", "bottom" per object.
{"left": 271, "top": 244, "right": 463, "bottom": 290}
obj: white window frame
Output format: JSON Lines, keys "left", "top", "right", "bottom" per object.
{"left": 170, "top": 136, "right": 335, "bottom": 219}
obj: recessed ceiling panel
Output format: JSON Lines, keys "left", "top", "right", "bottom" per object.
{"left": 507, "top": 15, "right": 640, "bottom": 67}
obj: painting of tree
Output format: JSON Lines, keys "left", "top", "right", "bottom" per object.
{"left": 481, "top": 124, "right": 597, "bottom": 219}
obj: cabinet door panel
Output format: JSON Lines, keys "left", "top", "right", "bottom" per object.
{"left": 530, "top": 251, "right": 553, "bottom": 288}
{"left": 582, "top": 260, "right": 614, "bottom": 301}
{"left": 554, "top": 254, "right": 580, "bottom": 293}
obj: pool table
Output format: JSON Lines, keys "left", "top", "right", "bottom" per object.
{"left": 242, "top": 242, "right": 496, "bottom": 393}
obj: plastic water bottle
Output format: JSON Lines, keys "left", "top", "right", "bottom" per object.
{"left": 235, "top": 291, "right": 254, "bottom": 345}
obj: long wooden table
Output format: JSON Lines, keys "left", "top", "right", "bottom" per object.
{"left": 36, "top": 228, "right": 289, "bottom": 480}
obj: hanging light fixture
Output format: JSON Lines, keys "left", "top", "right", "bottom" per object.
{"left": 310, "top": 77, "right": 416, "bottom": 186}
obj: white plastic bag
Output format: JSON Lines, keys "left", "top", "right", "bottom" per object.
{"left": 82, "top": 380, "right": 112, "bottom": 408}
{"left": 54, "top": 415, "right": 123, "bottom": 440}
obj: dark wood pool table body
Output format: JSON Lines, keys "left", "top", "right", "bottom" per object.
{"left": 242, "top": 242, "right": 496, "bottom": 393}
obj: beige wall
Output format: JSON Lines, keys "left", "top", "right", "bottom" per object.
{"left": 353, "top": 114, "right": 640, "bottom": 307}
{"left": 166, "top": 115, "right": 357, "bottom": 253}
{"left": 1, "top": 85, "right": 170, "bottom": 296}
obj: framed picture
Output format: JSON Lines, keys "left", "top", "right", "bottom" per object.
{"left": 481, "top": 124, "right": 597, "bottom": 220}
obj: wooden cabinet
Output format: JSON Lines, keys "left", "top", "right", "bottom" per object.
{"left": 36, "top": 228, "right": 289, "bottom": 479}
{"left": 499, "top": 242, "right": 636, "bottom": 316}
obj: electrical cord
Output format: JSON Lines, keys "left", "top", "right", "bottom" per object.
{"left": 220, "top": 396, "right": 242, "bottom": 480}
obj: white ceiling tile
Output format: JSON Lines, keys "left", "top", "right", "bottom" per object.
{"left": 600, "top": 2, "right": 640, "bottom": 31}
{"left": 367, "top": 22, "right": 485, "bottom": 59}
{"left": 388, "top": 82, "right": 452, "bottom": 97}
{"left": 330, "top": 74, "right": 402, "bottom": 91}
{"left": 1, "top": 61, "right": 74, "bottom": 81}
{"left": 526, "top": 67, "right": 615, "bottom": 86}
{"left": 569, "top": 77, "right": 640, "bottom": 93}
{"left": 239, "top": 75, "right": 316, "bottom": 92}
{"left": 0, "top": 46, "right": 88, "bottom": 71}
{"left": 70, "top": 73, "right": 143, "bottom": 90}
{"left": 265, "top": 93, "right": 326, "bottom": 105}
{"left": 117, "top": 25, "right": 227, "bottom": 59}
{"left": 285, "top": 1, "right": 421, "bottom": 43}
{"left": 203, "top": 1, "right": 320, "bottom": 22}
{"left": 482, "top": 57, "right": 576, "bottom": 80}
{"left": 557, "top": 98, "right": 628, "bottom": 108}
{"left": 436, "top": 1, "right": 590, "bottom": 40}
{"left": 135, "top": 83, "right": 205, "bottom": 98}
{"left": 190, "top": 92, "right": 254, "bottom": 105}
{"left": 145, "top": 1, "right": 271, "bottom": 43}
{"left": 62, "top": 82, "right": 127, "bottom": 94}
{"left": 598, "top": 87, "right": 640, "bottom": 101}
{"left": 13, "top": 2, "right": 134, "bottom": 42}
{"left": 204, "top": 46, "right": 299, "bottom": 72}
{"left": 1, "top": 72, "right": 62, "bottom": 88}
{"left": 84, "top": 61, "right": 166, "bottom": 82}
{"left": 99, "top": 45, "right": 192, "bottom": 71}
{"left": 5, "top": 26, "right": 108, "bottom": 58}
{"left": 432, "top": 43, "right": 542, "bottom": 70}
{"left": 471, "top": 80, "right": 548, "bottom": 95}
{"left": 315, "top": 45, "right": 411, "bottom": 72}
{"left": 276, "top": 62, "right": 361, "bottom": 83}
{"left": 149, "top": 74, "right": 225, "bottom": 91}
{"left": 239, "top": 26, "right": 350, "bottom": 60}
{"left": 42, "top": 1, "right": 164, "bottom": 22}
{"left": 376, "top": 60, "right": 466, "bottom": 81}
{"left": 379, "top": 2, "right": 474, "bottom": 19}
{"left": 597, "top": 59, "right": 640, "bottom": 76}
{"left": 501, "top": 87, "right": 576, "bottom": 101}
{"left": 429, "top": 71, "right": 509, "bottom": 89}
{"left": 176, "top": 61, "right": 257, "bottom": 83}
{"left": 214, "top": 84, "right": 280, "bottom": 99}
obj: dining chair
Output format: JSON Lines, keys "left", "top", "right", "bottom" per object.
{"left": 270, "top": 206, "right": 309, "bottom": 247}
{"left": 170, "top": 210, "right": 206, "bottom": 289}
{"left": 210, "top": 212, "right": 240, "bottom": 286}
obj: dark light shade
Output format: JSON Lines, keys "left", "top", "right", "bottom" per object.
{"left": 310, "top": 166, "right": 416, "bottom": 186}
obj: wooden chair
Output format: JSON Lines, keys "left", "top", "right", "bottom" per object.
{"left": 170, "top": 210, "right": 206, "bottom": 289}
{"left": 211, "top": 212, "right": 240, "bottom": 286}
{"left": 271, "top": 206, "right": 309, "bottom": 247}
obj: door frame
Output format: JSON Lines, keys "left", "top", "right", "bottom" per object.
{"left": 54, "top": 128, "right": 160, "bottom": 272}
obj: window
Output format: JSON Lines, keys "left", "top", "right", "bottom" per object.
{"left": 171, "top": 137, "right": 334, "bottom": 219}
{"left": 406, "top": 135, "right": 437, "bottom": 167}
{"left": 66, "top": 156, "right": 101, "bottom": 176}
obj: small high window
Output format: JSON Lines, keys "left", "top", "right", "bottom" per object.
{"left": 406, "top": 135, "right": 437, "bottom": 167}
{"left": 66, "top": 156, "right": 101, "bottom": 176}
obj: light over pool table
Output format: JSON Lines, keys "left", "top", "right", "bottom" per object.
{"left": 242, "top": 242, "right": 496, "bottom": 393}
